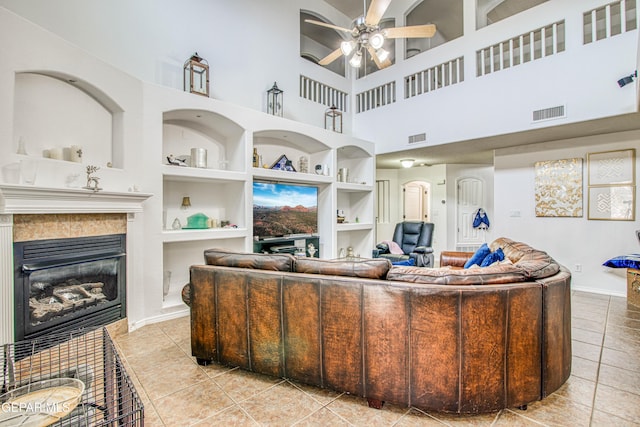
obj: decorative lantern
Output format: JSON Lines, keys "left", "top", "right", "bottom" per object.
{"left": 183, "top": 52, "right": 210, "bottom": 97}
{"left": 324, "top": 105, "right": 343, "bottom": 133}
{"left": 267, "top": 82, "right": 283, "bottom": 116}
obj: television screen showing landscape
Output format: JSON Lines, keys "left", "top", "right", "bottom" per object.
{"left": 253, "top": 182, "right": 318, "bottom": 238}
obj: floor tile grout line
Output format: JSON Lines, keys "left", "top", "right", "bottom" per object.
{"left": 588, "top": 295, "right": 610, "bottom": 427}
{"left": 410, "top": 407, "right": 457, "bottom": 426}
{"left": 502, "top": 408, "right": 552, "bottom": 426}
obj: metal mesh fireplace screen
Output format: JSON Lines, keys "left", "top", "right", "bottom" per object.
{"left": 0, "top": 328, "right": 143, "bottom": 426}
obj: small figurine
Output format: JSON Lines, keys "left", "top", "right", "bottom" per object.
{"left": 167, "top": 154, "right": 188, "bottom": 166}
{"left": 84, "top": 165, "right": 102, "bottom": 192}
{"left": 307, "top": 243, "right": 317, "bottom": 257}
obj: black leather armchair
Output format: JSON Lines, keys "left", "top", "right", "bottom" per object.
{"left": 373, "top": 221, "right": 435, "bottom": 267}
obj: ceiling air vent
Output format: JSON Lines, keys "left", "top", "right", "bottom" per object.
{"left": 408, "top": 133, "right": 426, "bottom": 144}
{"left": 532, "top": 105, "right": 566, "bottom": 122}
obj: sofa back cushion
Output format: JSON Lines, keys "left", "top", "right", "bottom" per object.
{"left": 387, "top": 263, "right": 527, "bottom": 285}
{"left": 295, "top": 257, "right": 392, "bottom": 280}
{"left": 489, "top": 237, "right": 560, "bottom": 279}
{"left": 204, "top": 249, "right": 295, "bottom": 271}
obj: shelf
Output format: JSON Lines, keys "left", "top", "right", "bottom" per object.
{"left": 252, "top": 168, "right": 333, "bottom": 185}
{"left": 162, "top": 227, "right": 248, "bottom": 243}
{"left": 0, "top": 184, "right": 152, "bottom": 214}
{"left": 337, "top": 222, "right": 374, "bottom": 232}
{"left": 336, "top": 182, "right": 373, "bottom": 191}
{"left": 162, "top": 165, "right": 247, "bottom": 183}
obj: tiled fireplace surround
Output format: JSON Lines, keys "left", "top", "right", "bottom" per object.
{"left": 0, "top": 184, "right": 150, "bottom": 345}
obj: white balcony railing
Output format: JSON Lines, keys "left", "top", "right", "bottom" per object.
{"left": 299, "top": 75, "right": 348, "bottom": 112}
{"left": 355, "top": 81, "right": 396, "bottom": 114}
{"left": 584, "top": 0, "right": 637, "bottom": 44}
{"left": 476, "top": 20, "right": 566, "bottom": 77}
{"left": 404, "top": 56, "right": 465, "bottom": 99}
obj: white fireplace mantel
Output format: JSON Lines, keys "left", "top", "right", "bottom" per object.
{"left": 0, "top": 184, "right": 153, "bottom": 214}
{"left": 0, "top": 185, "right": 153, "bottom": 345}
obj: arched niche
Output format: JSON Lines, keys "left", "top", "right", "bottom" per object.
{"left": 13, "top": 71, "right": 124, "bottom": 168}
{"left": 253, "top": 129, "right": 331, "bottom": 171}
{"left": 162, "top": 109, "right": 245, "bottom": 171}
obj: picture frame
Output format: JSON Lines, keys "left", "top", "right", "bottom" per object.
{"left": 270, "top": 154, "right": 296, "bottom": 172}
{"left": 587, "top": 149, "right": 635, "bottom": 186}
{"left": 534, "top": 158, "right": 583, "bottom": 217}
{"left": 587, "top": 185, "right": 635, "bottom": 220}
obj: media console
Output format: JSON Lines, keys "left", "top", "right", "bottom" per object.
{"left": 253, "top": 236, "right": 320, "bottom": 257}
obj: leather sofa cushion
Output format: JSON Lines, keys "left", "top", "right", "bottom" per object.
{"left": 295, "top": 257, "right": 392, "bottom": 280}
{"left": 204, "top": 248, "right": 295, "bottom": 271}
{"left": 490, "top": 237, "right": 560, "bottom": 279}
{"left": 387, "top": 263, "right": 527, "bottom": 285}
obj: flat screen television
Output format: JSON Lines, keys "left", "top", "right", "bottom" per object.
{"left": 253, "top": 181, "right": 318, "bottom": 239}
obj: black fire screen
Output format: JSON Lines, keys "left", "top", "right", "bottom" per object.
{"left": 14, "top": 235, "right": 126, "bottom": 341}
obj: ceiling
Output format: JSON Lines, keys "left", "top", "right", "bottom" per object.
{"left": 374, "top": 112, "right": 640, "bottom": 169}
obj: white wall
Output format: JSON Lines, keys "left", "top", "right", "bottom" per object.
{"left": 494, "top": 131, "right": 640, "bottom": 297}
{"left": 1, "top": 0, "right": 635, "bottom": 150}
{"left": 2, "top": 0, "right": 639, "bottom": 301}
{"left": 0, "top": 0, "right": 354, "bottom": 132}
{"left": 352, "top": 0, "right": 638, "bottom": 153}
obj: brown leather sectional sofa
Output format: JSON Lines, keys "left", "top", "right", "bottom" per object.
{"left": 182, "top": 237, "right": 571, "bottom": 414}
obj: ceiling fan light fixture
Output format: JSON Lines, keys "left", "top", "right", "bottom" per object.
{"left": 349, "top": 50, "right": 363, "bottom": 68}
{"left": 340, "top": 40, "right": 356, "bottom": 56}
{"left": 401, "top": 159, "right": 415, "bottom": 168}
{"left": 369, "top": 32, "right": 385, "bottom": 50}
{"left": 376, "top": 48, "right": 390, "bottom": 62}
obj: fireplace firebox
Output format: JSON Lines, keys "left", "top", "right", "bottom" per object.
{"left": 13, "top": 234, "right": 126, "bottom": 341}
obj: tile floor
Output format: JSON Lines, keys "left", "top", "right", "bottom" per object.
{"left": 113, "top": 291, "right": 640, "bottom": 426}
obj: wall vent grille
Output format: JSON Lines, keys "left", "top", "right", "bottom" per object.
{"left": 408, "top": 133, "right": 427, "bottom": 144}
{"left": 532, "top": 105, "right": 565, "bottom": 122}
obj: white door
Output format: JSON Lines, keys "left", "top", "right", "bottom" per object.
{"left": 456, "top": 178, "right": 484, "bottom": 245}
{"left": 403, "top": 181, "right": 430, "bottom": 221}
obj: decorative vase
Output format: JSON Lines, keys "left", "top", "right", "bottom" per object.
{"left": 163, "top": 271, "right": 171, "bottom": 300}
{"left": 16, "top": 137, "right": 27, "bottom": 155}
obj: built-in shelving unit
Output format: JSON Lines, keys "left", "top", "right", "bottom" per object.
{"left": 143, "top": 84, "right": 375, "bottom": 314}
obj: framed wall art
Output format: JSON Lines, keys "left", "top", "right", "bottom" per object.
{"left": 588, "top": 185, "right": 635, "bottom": 220}
{"left": 534, "top": 158, "right": 583, "bottom": 217}
{"left": 587, "top": 148, "right": 636, "bottom": 221}
{"left": 587, "top": 148, "right": 635, "bottom": 186}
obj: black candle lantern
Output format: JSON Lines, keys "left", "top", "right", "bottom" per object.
{"left": 325, "top": 105, "right": 343, "bottom": 133}
{"left": 267, "top": 82, "right": 283, "bottom": 116}
{"left": 183, "top": 52, "right": 210, "bottom": 97}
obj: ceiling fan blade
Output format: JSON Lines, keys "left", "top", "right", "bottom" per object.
{"left": 384, "top": 24, "right": 437, "bottom": 38}
{"left": 367, "top": 45, "right": 391, "bottom": 70}
{"left": 365, "top": 0, "right": 393, "bottom": 26}
{"left": 304, "top": 19, "right": 353, "bottom": 34}
{"left": 318, "top": 48, "right": 344, "bottom": 66}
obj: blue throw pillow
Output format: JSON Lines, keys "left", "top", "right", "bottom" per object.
{"left": 464, "top": 243, "right": 491, "bottom": 268}
{"left": 480, "top": 247, "right": 505, "bottom": 267}
{"left": 603, "top": 254, "right": 640, "bottom": 269}
{"left": 392, "top": 258, "right": 415, "bottom": 266}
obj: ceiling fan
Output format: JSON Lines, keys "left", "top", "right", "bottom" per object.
{"left": 305, "top": 0, "right": 436, "bottom": 70}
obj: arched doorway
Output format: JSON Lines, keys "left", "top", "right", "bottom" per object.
{"left": 403, "top": 181, "right": 431, "bottom": 221}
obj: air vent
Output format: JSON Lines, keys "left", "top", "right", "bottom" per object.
{"left": 532, "top": 105, "right": 566, "bottom": 122}
{"left": 408, "top": 133, "right": 426, "bottom": 144}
